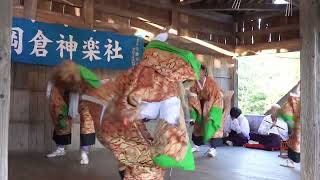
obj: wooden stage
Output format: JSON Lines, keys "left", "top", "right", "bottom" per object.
{"left": 9, "top": 146, "right": 300, "bottom": 180}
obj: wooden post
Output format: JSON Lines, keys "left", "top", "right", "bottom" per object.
{"left": 83, "top": 0, "right": 94, "bottom": 28}
{"left": 300, "top": 0, "right": 320, "bottom": 180}
{"left": 171, "top": 7, "right": 180, "bottom": 35}
{"left": 24, "top": 0, "right": 38, "bottom": 19}
{"left": 0, "top": 0, "right": 12, "bottom": 180}
{"left": 232, "top": 58, "right": 238, "bottom": 107}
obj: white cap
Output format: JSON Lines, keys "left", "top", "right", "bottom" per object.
{"left": 152, "top": 32, "right": 169, "bottom": 42}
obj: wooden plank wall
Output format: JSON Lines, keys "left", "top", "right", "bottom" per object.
{"left": 9, "top": 57, "right": 234, "bottom": 153}
{"left": 8, "top": 63, "right": 123, "bottom": 152}
{"left": 196, "top": 54, "right": 234, "bottom": 92}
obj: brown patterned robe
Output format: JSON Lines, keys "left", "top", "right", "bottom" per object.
{"left": 287, "top": 96, "right": 301, "bottom": 154}
{"left": 49, "top": 84, "right": 95, "bottom": 146}
{"left": 78, "top": 48, "right": 197, "bottom": 179}
{"left": 281, "top": 95, "right": 301, "bottom": 160}
{"left": 189, "top": 77, "right": 224, "bottom": 139}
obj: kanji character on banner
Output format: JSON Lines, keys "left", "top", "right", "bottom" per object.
{"left": 56, "top": 34, "right": 78, "bottom": 60}
{"left": 82, "top": 37, "right": 101, "bottom": 61}
{"left": 29, "top": 30, "right": 53, "bottom": 57}
{"left": 104, "top": 39, "right": 123, "bottom": 62}
{"left": 11, "top": 27, "right": 24, "bottom": 55}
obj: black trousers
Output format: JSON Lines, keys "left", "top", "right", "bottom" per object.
{"left": 250, "top": 132, "right": 281, "bottom": 149}
{"left": 192, "top": 135, "right": 216, "bottom": 148}
{"left": 288, "top": 148, "right": 300, "bottom": 163}
{"left": 53, "top": 131, "right": 96, "bottom": 146}
{"left": 223, "top": 130, "right": 248, "bottom": 146}
{"left": 119, "top": 170, "right": 125, "bottom": 180}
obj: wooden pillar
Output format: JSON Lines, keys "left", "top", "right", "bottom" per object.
{"left": 232, "top": 58, "right": 238, "bottom": 107}
{"left": 171, "top": 7, "right": 180, "bottom": 35}
{"left": 0, "top": 0, "right": 12, "bottom": 180}
{"left": 24, "top": 0, "right": 38, "bottom": 19}
{"left": 83, "top": 0, "right": 94, "bottom": 28}
{"left": 300, "top": 0, "right": 320, "bottom": 180}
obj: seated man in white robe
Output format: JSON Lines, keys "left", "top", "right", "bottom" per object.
{"left": 223, "top": 107, "right": 250, "bottom": 146}
{"left": 250, "top": 104, "right": 289, "bottom": 149}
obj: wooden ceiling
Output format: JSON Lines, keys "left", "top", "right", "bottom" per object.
{"left": 13, "top": 0, "right": 301, "bottom": 56}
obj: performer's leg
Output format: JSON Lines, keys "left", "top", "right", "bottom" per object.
{"left": 207, "top": 139, "right": 217, "bottom": 157}
{"left": 79, "top": 103, "right": 96, "bottom": 165}
{"left": 191, "top": 134, "right": 203, "bottom": 152}
{"left": 118, "top": 165, "right": 126, "bottom": 180}
{"left": 79, "top": 133, "right": 95, "bottom": 165}
{"left": 47, "top": 118, "right": 72, "bottom": 158}
{"left": 287, "top": 147, "right": 300, "bottom": 163}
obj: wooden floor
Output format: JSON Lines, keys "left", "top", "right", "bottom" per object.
{"left": 9, "top": 146, "right": 300, "bottom": 180}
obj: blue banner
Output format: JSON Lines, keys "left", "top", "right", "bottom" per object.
{"left": 11, "top": 17, "right": 144, "bottom": 69}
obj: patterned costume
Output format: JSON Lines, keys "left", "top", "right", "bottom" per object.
{"left": 280, "top": 94, "right": 301, "bottom": 166}
{"left": 47, "top": 65, "right": 100, "bottom": 164}
{"left": 48, "top": 85, "right": 96, "bottom": 146}
{"left": 49, "top": 40, "right": 200, "bottom": 179}
{"left": 188, "top": 72, "right": 224, "bottom": 151}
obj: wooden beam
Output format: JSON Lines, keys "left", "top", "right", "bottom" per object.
{"left": 94, "top": 3, "right": 170, "bottom": 26}
{"left": 0, "top": 0, "right": 12, "bottom": 180}
{"left": 236, "top": 24, "right": 299, "bottom": 36}
{"left": 193, "top": 3, "right": 288, "bottom": 11}
{"left": 178, "top": 8, "right": 234, "bottom": 24}
{"left": 180, "top": 0, "right": 203, "bottom": 5}
{"left": 130, "top": 0, "right": 173, "bottom": 9}
{"left": 129, "top": 0, "right": 234, "bottom": 24}
{"left": 300, "top": 0, "right": 320, "bottom": 180}
{"left": 24, "top": 0, "right": 38, "bottom": 19}
{"left": 83, "top": 0, "right": 94, "bottom": 28}
{"left": 36, "top": 9, "right": 88, "bottom": 28}
{"left": 14, "top": 6, "right": 24, "bottom": 18}
{"left": 235, "top": 11, "right": 285, "bottom": 21}
{"left": 52, "top": 0, "right": 83, "bottom": 7}
{"left": 235, "top": 38, "right": 300, "bottom": 55}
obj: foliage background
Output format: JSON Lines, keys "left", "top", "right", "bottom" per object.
{"left": 238, "top": 52, "right": 300, "bottom": 115}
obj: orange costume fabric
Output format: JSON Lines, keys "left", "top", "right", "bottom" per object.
{"left": 189, "top": 76, "right": 224, "bottom": 142}
{"left": 280, "top": 95, "right": 301, "bottom": 162}
{"left": 50, "top": 40, "right": 200, "bottom": 179}
{"left": 49, "top": 84, "right": 95, "bottom": 146}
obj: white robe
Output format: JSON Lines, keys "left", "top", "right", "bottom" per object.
{"left": 258, "top": 115, "right": 289, "bottom": 141}
{"left": 224, "top": 114, "right": 250, "bottom": 139}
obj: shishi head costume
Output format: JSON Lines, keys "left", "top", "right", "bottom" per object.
{"left": 48, "top": 36, "right": 201, "bottom": 179}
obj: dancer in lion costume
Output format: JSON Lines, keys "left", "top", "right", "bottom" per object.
{"left": 47, "top": 34, "right": 201, "bottom": 179}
